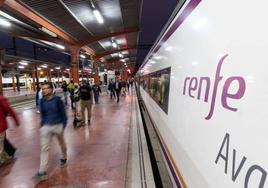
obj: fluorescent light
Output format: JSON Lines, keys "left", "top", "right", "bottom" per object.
{"left": 80, "top": 54, "right": 86, "bottom": 59}
{"left": 18, "top": 65, "right": 24, "bottom": 69}
{"left": 93, "top": 9, "right": 104, "bottom": 24}
{"left": 39, "top": 27, "right": 57, "bottom": 37}
{"left": 55, "top": 67, "right": 61, "bottom": 70}
{"left": 50, "top": 69, "right": 54, "bottom": 71}
{"left": 20, "top": 61, "right": 28, "bottom": 66}
{"left": 37, "top": 67, "right": 41, "bottom": 70}
{"left": 66, "top": 68, "right": 70, "bottom": 71}
{"left": 112, "top": 40, "right": 117, "bottom": 48}
{"left": 0, "top": 17, "right": 11, "bottom": 27}
{"left": 41, "top": 64, "right": 47, "bottom": 68}
{"left": 55, "top": 44, "right": 65, "bottom": 50}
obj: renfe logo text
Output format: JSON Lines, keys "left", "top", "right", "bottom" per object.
{"left": 183, "top": 54, "right": 246, "bottom": 120}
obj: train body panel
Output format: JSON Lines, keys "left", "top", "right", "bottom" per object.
{"left": 138, "top": 0, "right": 268, "bottom": 187}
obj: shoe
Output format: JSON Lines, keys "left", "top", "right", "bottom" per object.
{"left": 32, "top": 172, "right": 48, "bottom": 182}
{"left": 36, "top": 110, "right": 40, "bottom": 114}
{"left": 60, "top": 159, "right": 67, "bottom": 167}
{"left": 88, "top": 119, "right": 90, "bottom": 124}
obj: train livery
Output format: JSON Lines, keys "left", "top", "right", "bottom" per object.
{"left": 137, "top": 0, "right": 268, "bottom": 187}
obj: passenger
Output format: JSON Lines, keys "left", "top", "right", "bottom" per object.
{"left": 92, "top": 82, "right": 101, "bottom": 104}
{"left": 108, "top": 79, "right": 115, "bottom": 99}
{"left": 33, "top": 82, "right": 67, "bottom": 182}
{"left": 36, "top": 84, "right": 42, "bottom": 114}
{"left": 126, "top": 79, "right": 130, "bottom": 93}
{"left": 61, "top": 80, "right": 68, "bottom": 105}
{"left": 114, "top": 77, "right": 122, "bottom": 103}
{"left": 79, "top": 80, "right": 92, "bottom": 125}
{"left": 67, "top": 80, "right": 75, "bottom": 109}
{"left": 0, "top": 95, "right": 20, "bottom": 166}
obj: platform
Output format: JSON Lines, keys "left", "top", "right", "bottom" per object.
{"left": 0, "top": 88, "right": 151, "bottom": 188}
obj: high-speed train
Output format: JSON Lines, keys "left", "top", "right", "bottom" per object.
{"left": 2, "top": 77, "right": 70, "bottom": 90}
{"left": 137, "top": 0, "right": 267, "bottom": 187}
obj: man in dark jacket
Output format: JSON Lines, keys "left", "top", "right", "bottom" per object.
{"left": 79, "top": 80, "right": 92, "bottom": 125}
{"left": 92, "top": 82, "right": 101, "bottom": 104}
{"left": 0, "top": 95, "right": 20, "bottom": 166}
{"left": 33, "top": 82, "right": 67, "bottom": 182}
{"left": 114, "top": 77, "right": 122, "bottom": 103}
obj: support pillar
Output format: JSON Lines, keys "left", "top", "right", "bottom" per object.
{"left": 69, "top": 46, "right": 80, "bottom": 83}
{"left": 12, "top": 64, "right": 16, "bottom": 92}
{"left": 61, "top": 70, "right": 64, "bottom": 82}
{"left": 92, "top": 57, "right": 99, "bottom": 84}
{"left": 32, "top": 66, "right": 36, "bottom": 92}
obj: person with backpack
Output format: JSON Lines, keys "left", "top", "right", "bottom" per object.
{"left": 33, "top": 82, "right": 67, "bottom": 182}
{"left": 0, "top": 95, "right": 20, "bottom": 166}
{"left": 79, "top": 80, "right": 92, "bottom": 125}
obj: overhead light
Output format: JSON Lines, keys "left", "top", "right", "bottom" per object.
{"left": 18, "top": 65, "right": 24, "bottom": 69}
{"left": 19, "top": 61, "right": 28, "bottom": 66}
{"left": 80, "top": 54, "right": 86, "bottom": 59}
{"left": 37, "top": 67, "right": 41, "bottom": 70}
{"left": 112, "top": 40, "right": 117, "bottom": 48}
{"left": 66, "top": 68, "right": 70, "bottom": 71}
{"left": 0, "top": 17, "right": 11, "bottom": 27}
{"left": 119, "top": 53, "right": 123, "bottom": 58}
{"left": 39, "top": 27, "right": 57, "bottom": 38}
{"left": 55, "top": 67, "right": 61, "bottom": 70}
{"left": 93, "top": 9, "right": 104, "bottom": 24}
{"left": 41, "top": 64, "right": 47, "bottom": 68}
{"left": 50, "top": 69, "right": 54, "bottom": 71}
{"left": 55, "top": 44, "right": 65, "bottom": 50}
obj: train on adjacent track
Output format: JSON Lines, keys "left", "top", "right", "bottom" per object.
{"left": 137, "top": 0, "right": 268, "bottom": 187}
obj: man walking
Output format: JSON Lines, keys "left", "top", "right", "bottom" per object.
{"left": 33, "top": 82, "right": 67, "bottom": 182}
{"left": 114, "top": 77, "right": 122, "bottom": 103}
{"left": 80, "top": 80, "right": 92, "bottom": 125}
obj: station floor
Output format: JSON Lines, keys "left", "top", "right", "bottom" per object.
{"left": 0, "top": 90, "right": 133, "bottom": 188}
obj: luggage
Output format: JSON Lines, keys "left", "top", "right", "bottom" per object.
{"left": 4, "top": 138, "right": 16, "bottom": 157}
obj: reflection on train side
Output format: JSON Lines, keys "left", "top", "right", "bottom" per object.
{"left": 140, "top": 67, "right": 171, "bottom": 114}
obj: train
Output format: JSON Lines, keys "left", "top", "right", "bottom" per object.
{"left": 2, "top": 77, "right": 70, "bottom": 90}
{"left": 137, "top": 0, "right": 268, "bottom": 187}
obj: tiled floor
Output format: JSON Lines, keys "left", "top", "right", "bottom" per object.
{"left": 0, "top": 92, "right": 133, "bottom": 188}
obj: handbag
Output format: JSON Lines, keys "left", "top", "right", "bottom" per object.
{"left": 4, "top": 138, "right": 16, "bottom": 157}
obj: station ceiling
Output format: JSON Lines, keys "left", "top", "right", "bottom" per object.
{"left": 0, "top": 0, "right": 141, "bottom": 69}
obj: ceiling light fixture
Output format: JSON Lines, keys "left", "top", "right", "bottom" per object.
{"left": 39, "top": 27, "right": 57, "bottom": 38}
{"left": 0, "top": 17, "right": 11, "bottom": 27}
{"left": 80, "top": 54, "right": 86, "bottom": 59}
{"left": 18, "top": 65, "right": 24, "bottom": 69}
{"left": 112, "top": 40, "right": 117, "bottom": 48}
{"left": 93, "top": 9, "right": 104, "bottom": 24}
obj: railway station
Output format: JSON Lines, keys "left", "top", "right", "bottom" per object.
{"left": 0, "top": 0, "right": 267, "bottom": 188}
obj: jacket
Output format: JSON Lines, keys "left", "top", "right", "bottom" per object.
{"left": 0, "top": 95, "right": 19, "bottom": 133}
{"left": 40, "top": 96, "right": 67, "bottom": 128}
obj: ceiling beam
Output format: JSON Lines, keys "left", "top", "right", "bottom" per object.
{"left": 1, "top": 0, "right": 78, "bottom": 44}
{"left": 0, "top": 0, "right": 95, "bottom": 56}
{"left": 78, "top": 27, "right": 139, "bottom": 47}
{"left": 94, "top": 47, "right": 136, "bottom": 59}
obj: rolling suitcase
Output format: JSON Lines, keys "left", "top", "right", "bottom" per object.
{"left": 4, "top": 138, "right": 16, "bottom": 157}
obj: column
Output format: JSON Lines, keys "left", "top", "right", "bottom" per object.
{"left": 32, "top": 66, "right": 36, "bottom": 92}
{"left": 0, "top": 63, "right": 2, "bottom": 95}
{"left": 69, "top": 46, "right": 80, "bottom": 83}
{"left": 92, "top": 57, "right": 99, "bottom": 84}
{"left": 12, "top": 64, "right": 16, "bottom": 92}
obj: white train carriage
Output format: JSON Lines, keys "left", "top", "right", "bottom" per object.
{"left": 2, "top": 77, "right": 70, "bottom": 90}
{"left": 137, "top": 0, "right": 268, "bottom": 187}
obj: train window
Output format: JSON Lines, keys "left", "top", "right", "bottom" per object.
{"left": 141, "top": 67, "right": 171, "bottom": 114}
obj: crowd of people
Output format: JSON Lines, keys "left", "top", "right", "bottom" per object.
{"left": 0, "top": 76, "right": 134, "bottom": 183}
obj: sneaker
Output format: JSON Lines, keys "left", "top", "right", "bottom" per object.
{"left": 60, "top": 159, "right": 67, "bottom": 167}
{"left": 32, "top": 172, "right": 48, "bottom": 182}
{"left": 36, "top": 110, "right": 40, "bottom": 114}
